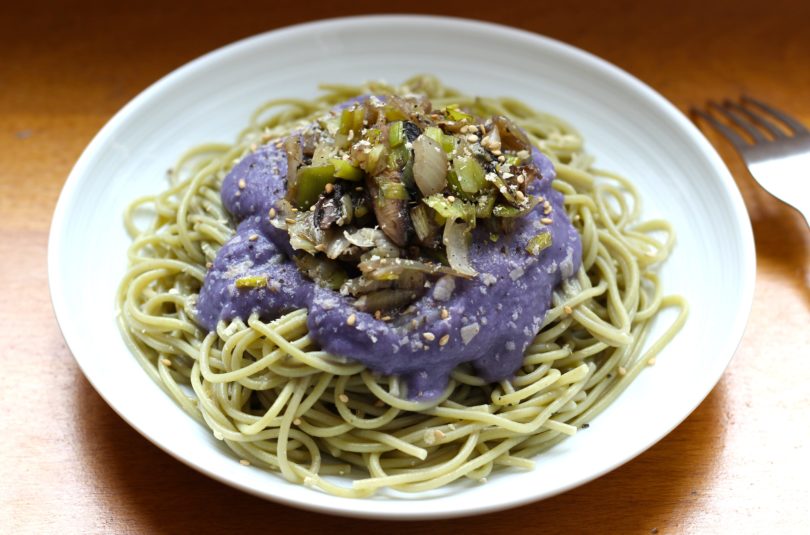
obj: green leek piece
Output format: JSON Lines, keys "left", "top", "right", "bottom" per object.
{"left": 445, "top": 170, "right": 468, "bottom": 200}
{"left": 338, "top": 106, "right": 366, "bottom": 135}
{"left": 490, "top": 172, "right": 518, "bottom": 205}
{"left": 424, "top": 126, "right": 443, "bottom": 144}
{"left": 235, "top": 275, "right": 268, "bottom": 288}
{"left": 401, "top": 156, "right": 415, "bottom": 192}
{"left": 330, "top": 158, "right": 363, "bottom": 181}
{"left": 444, "top": 104, "right": 474, "bottom": 122}
{"left": 526, "top": 232, "right": 552, "bottom": 256}
{"left": 386, "top": 144, "right": 405, "bottom": 169}
{"left": 423, "top": 194, "right": 476, "bottom": 226}
{"left": 386, "top": 144, "right": 415, "bottom": 191}
{"left": 338, "top": 107, "right": 354, "bottom": 135}
{"left": 381, "top": 182, "right": 409, "bottom": 200}
{"left": 352, "top": 106, "right": 366, "bottom": 133}
{"left": 411, "top": 204, "right": 434, "bottom": 241}
{"left": 383, "top": 104, "right": 408, "bottom": 121}
{"left": 492, "top": 195, "right": 540, "bottom": 218}
{"left": 452, "top": 156, "right": 486, "bottom": 194}
{"left": 424, "top": 126, "right": 456, "bottom": 153}
{"left": 296, "top": 164, "right": 335, "bottom": 209}
{"left": 388, "top": 121, "right": 405, "bottom": 147}
{"left": 364, "top": 145, "right": 387, "bottom": 174}
{"left": 475, "top": 194, "right": 496, "bottom": 218}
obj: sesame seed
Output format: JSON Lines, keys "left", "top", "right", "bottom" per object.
{"left": 239, "top": 459, "right": 251, "bottom": 466}
{"left": 434, "top": 429, "right": 445, "bottom": 441}
{"left": 493, "top": 150, "right": 502, "bottom": 156}
{"left": 564, "top": 305, "right": 573, "bottom": 315}
{"left": 347, "top": 314, "right": 357, "bottom": 326}
{"left": 293, "top": 418, "right": 302, "bottom": 426}
{"left": 309, "top": 205, "right": 316, "bottom": 212}
{"left": 268, "top": 207, "right": 276, "bottom": 218}
{"left": 423, "top": 332, "right": 436, "bottom": 341}
{"left": 460, "top": 125, "right": 470, "bottom": 133}
{"left": 517, "top": 150, "right": 530, "bottom": 159}
{"left": 440, "top": 308, "right": 449, "bottom": 320}
{"left": 541, "top": 217, "right": 553, "bottom": 224}
{"left": 325, "top": 183, "right": 334, "bottom": 194}
{"left": 161, "top": 358, "right": 171, "bottom": 366}
{"left": 447, "top": 195, "right": 456, "bottom": 203}
{"left": 466, "top": 134, "right": 479, "bottom": 143}
{"left": 205, "top": 262, "right": 213, "bottom": 269}
{"left": 338, "top": 394, "right": 349, "bottom": 403}
{"left": 517, "top": 176, "right": 525, "bottom": 184}
{"left": 439, "top": 334, "right": 450, "bottom": 346}
{"left": 238, "top": 178, "right": 246, "bottom": 189}
{"left": 618, "top": 366, "right": 627, "bottom": 376}
{"left": 515, "top": 191, "right": 526, "bottom": 202}
{"left": 648, "top": 357, "right": 657, "bottom": 366}
{"left": 248, "top": 234, "right": 258, "bottom": 241}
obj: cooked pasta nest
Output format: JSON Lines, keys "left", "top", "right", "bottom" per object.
{"left": 117, "top": 75, "right": 687, "bottom": 497}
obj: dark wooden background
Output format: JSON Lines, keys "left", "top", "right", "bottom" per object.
{"left": 2, "top": 1, "right": 809, "bottom": 533}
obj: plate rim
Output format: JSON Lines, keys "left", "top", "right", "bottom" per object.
{"left": 48, "top": 14, "right": 756, "bottom": 519}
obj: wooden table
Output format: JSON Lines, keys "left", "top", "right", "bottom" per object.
{"left": 2, "top": 1, "right": 808, "bottom": 532}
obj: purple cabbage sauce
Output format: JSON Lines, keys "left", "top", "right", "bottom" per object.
{"left": 196, "top": 125, "right": 581, "bottom": 399}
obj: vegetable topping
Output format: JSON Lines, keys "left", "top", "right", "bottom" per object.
{"left": 270, "top": 95, "right": 552, "bottom": 314}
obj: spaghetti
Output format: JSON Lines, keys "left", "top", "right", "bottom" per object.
{"left": 117, "top": 75, "right": 687, "bottom": 497}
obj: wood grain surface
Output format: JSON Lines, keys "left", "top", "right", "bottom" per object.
{"left": 2, "top": 1, "right": 808, "bottom": 533}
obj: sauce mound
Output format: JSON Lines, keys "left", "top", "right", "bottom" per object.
{"left": 197, "top": 97, "right": 581, "bottom": 399}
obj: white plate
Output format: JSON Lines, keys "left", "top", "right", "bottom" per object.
{"left": 48, "top": 15, "right": 755, "bottom": 519}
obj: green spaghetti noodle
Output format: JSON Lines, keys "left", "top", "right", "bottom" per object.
{"left": 117, "top": 75, "right": 687, "bottom": 497}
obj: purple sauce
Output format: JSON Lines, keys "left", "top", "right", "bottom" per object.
{"left": 197, "top": 124, "right": 582, "bottom": 399}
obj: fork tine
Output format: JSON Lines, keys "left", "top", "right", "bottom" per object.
{"left": 724, "top": 99, "right": 786, "bottom": 139}
{"left": 690, "top": 107, "right": 749, "bottom": 150}
{"left": 742, "top": 96, "right": 809, "bottom": 135}
{"left": 712, "top": 100, "right": 768, "bottom": 143}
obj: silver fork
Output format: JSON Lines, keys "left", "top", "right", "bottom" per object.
{"left": 691, "top": 96, "right": 810, "bottom": 226}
